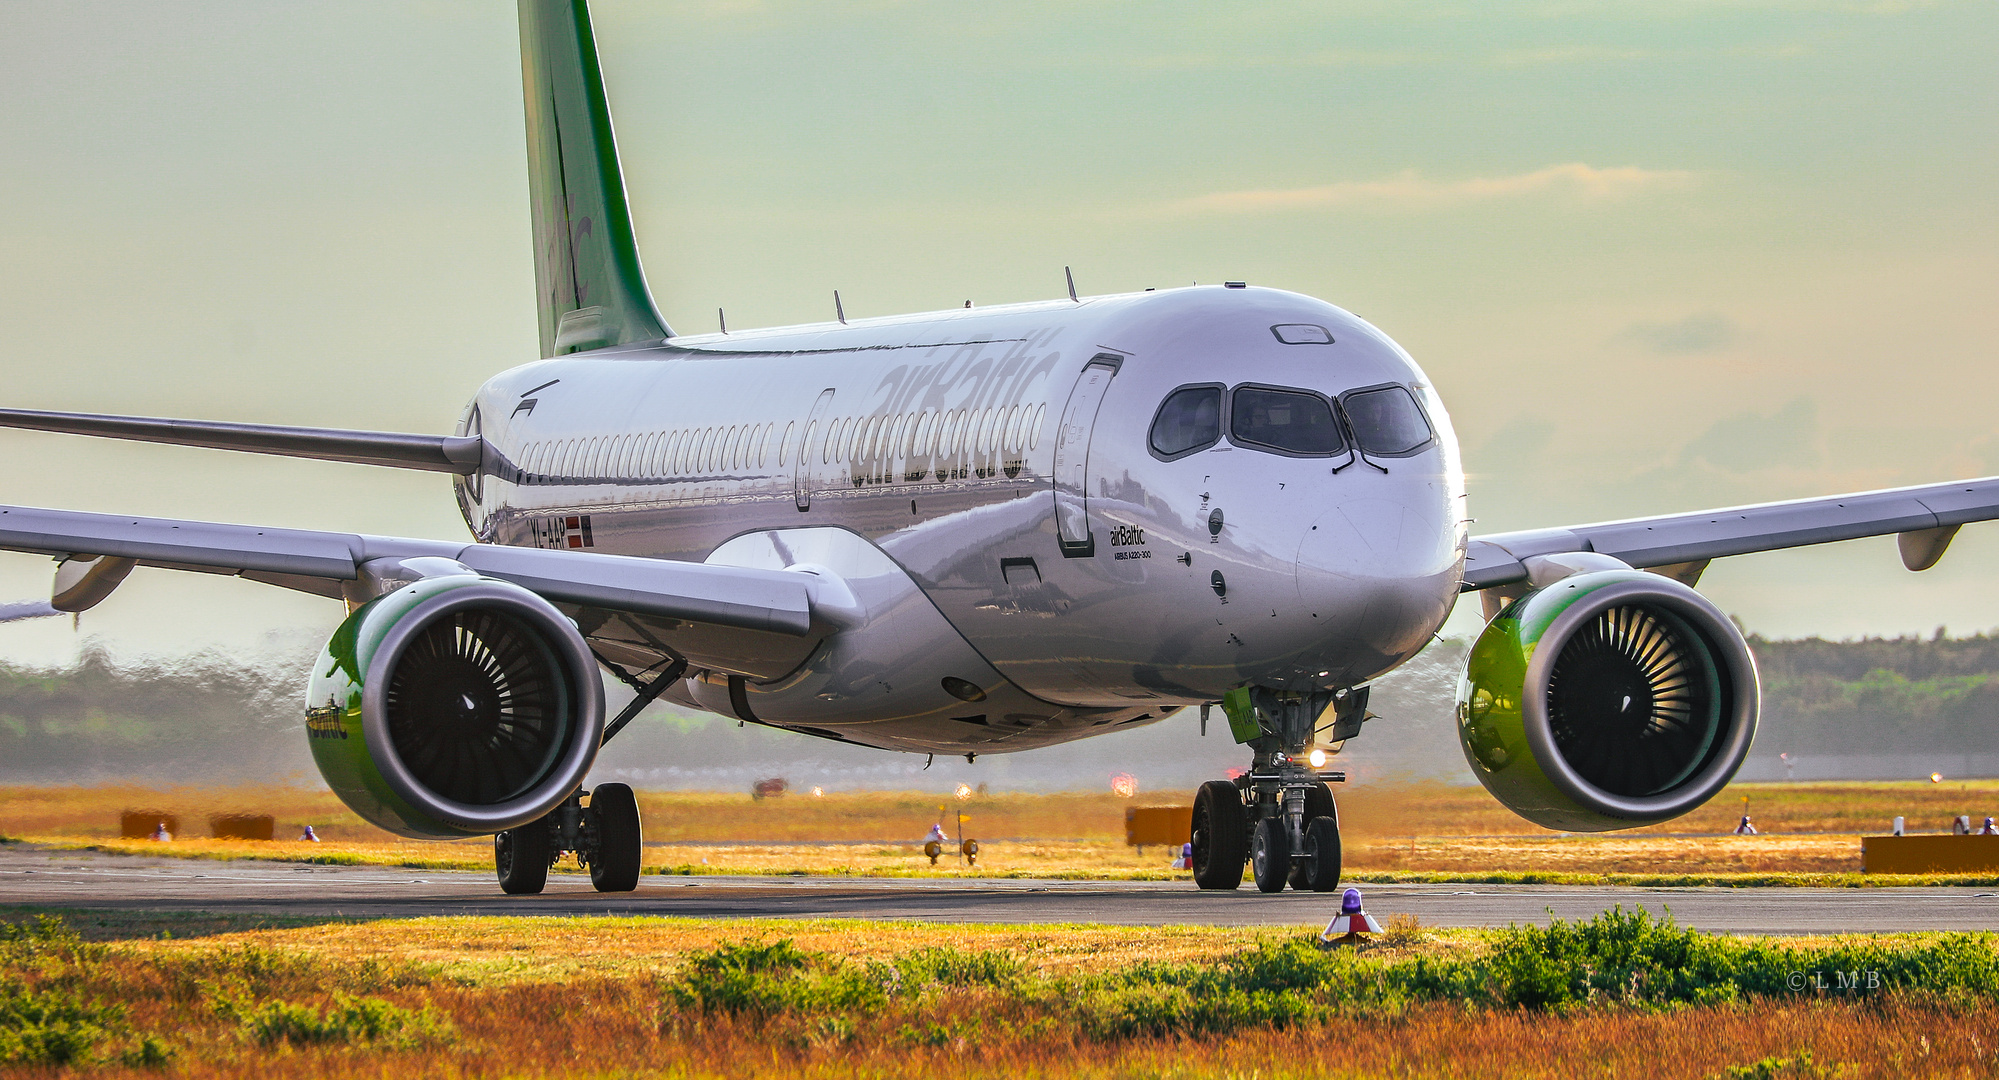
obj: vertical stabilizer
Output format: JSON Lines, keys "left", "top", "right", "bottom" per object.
{"left": 518, "top": 0, "right": 670, "bottom": 356}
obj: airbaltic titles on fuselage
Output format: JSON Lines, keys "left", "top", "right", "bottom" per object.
{"left": 1109, "top": 523, "right": 1150, "bottom": 561}
{"left": 495, "top": 328, "right": 1067, "bottom": 498}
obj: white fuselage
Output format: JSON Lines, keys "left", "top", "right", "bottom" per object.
{"left": 453, "top": 285, "right": 1468, "bottom": 755}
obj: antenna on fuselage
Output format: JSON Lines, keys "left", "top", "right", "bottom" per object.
{"left": 718, "top": 308, "right": 727, "bottom": 334}
{"left": 834, "top": 290, "right": 847, "bottom": 324}
{"left": 1065, "top": 266, "right": 1078, "bottom": 302}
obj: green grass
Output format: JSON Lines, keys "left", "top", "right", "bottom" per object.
{"left": 652, "top": 908, "right": 1999, "bottom": 1043}
{"left": 219, "top": 992, "right": 452, "bottom": 1049}
{"left": 2, "top": 909, "right": 1996, "bottom": 1077}
{"left": 0, "top": 916, "right": 169, "bottom": 1067}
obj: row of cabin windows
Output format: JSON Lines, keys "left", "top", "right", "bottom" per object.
{"left": 518, "top": 420, "right": 784, "bottom": 483}
{"left": 513, "top": 401, "right": 1048, "bottom": 485}
{"left": 815, "top": 402, "right": 1046, "bottom": 467}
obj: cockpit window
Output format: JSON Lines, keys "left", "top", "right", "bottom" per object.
{"left": 1149, "top": 384, "right": 1222, "bottom": 459}
{"left": 1231, "top": 386, "right": 1346, "bottom": 456}
{"left": 1342, "top": 385, "right": 1433, "bottom": 456}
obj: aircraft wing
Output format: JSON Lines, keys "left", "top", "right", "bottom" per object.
{"left": 0, "top": 503, "right": 814, "bottom": 635}
{"left": 1463, "top": 475, "right": 1999, "bottom": 590}
{"left": 0, "top": 408, "right": 484, "bottom": 474}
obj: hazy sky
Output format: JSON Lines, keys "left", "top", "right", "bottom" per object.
{"left": 0, "top": 0, "right": 1994, "bottom": 666}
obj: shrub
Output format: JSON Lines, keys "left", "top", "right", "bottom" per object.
{"left": 0, "top": 981, "right": 122, "bottom": 1064}
{"left": 894, "top": 947, "right": 1021, "bottom": 988}
{"left": 0, "top": 979, "right": 159, "bottom": 1066}
{"left": 656, "top": 915, "right": 1999, "bottom": 1046}
{"left": 0, "top": 914, "right": 107, "bottom": 973}
{"left": 232, "top": 993, "right": 452, "bottom": 1049}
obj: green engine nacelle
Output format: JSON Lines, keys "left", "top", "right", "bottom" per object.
{"left": 304, "top": 574, "right": 604, "bottom": 839}
{"left": 1456, "top": 569, "right": 1758, "bottom": 832}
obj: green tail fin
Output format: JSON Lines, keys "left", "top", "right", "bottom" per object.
{"left": 518, "top": 0, "right": 670, "bottom": 356}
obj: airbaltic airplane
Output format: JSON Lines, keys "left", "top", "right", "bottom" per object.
{"left": 4, "top": 0, "right": 1995, "bottom": 895}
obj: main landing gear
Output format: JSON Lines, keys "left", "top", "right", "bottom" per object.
{"left": 1190, "top": 687, "right": 1362, "bottom": 893}
{"left": 494, "top": 783, "right": 643, "bottom": 895}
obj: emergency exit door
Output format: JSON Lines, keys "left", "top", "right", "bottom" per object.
{"left": 794, "top": 388, "right": 834, "bottom": 511}
{"left": 1051, "top": 355, "right": 1122, "bottom": 557}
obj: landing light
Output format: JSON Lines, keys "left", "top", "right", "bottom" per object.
{"left": 1308, "top": 748, "right": 1329, "bottom": 769}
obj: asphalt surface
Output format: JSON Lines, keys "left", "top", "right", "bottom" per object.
{"left": 2, "top": 846, "right": 1995, "bottom": 933}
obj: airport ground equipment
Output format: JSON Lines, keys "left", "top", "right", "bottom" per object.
{"left": 1318, "top": 888, "right": 1384, "bottom": 948}
{"left": 1861, "top": 833, "right": 1999, "bottom": 874}
{"left": 5, "top": 0, "right": 1999, "bottom": 898}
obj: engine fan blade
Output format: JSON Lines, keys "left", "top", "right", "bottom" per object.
{"left": 383, "top": 608, "right": 571, "bottom": 806}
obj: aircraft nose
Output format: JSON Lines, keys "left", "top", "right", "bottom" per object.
{"left": 1295, "top": 498, "right": 1459, "bottom": 667}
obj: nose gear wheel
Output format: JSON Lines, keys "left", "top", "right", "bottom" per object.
{"left": 1250, "top": 817, "right": 1288, "bottom": 893}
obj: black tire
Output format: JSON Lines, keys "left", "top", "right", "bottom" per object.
{"left": 495, "top": 819, "right": 551, "bottom": 895}
{"left": 1302, "top": 781, "right": 1335, "bottom": 822}
{"left": 1300, "top": 815, "right": 1342, "bottom": 892}
{"left": 588, "top": 783, "right": 642, "bottom": 893}
{"left": 1250, "top": 816, "right": 1289, "bottom": 893}
{"left": 1288, "top": 783, "right": 1338, "bottom": 890}
{"left": 1190, "top": 780, "right": 1246, "bottom": 890}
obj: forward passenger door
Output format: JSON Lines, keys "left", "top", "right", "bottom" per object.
{"left": 1052, "top": 355, "right": 1122, "bottom": 557}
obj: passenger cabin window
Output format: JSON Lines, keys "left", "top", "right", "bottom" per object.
{"left": 1342, "top": 385, "right": 1433, "bottom": 456}
{"left": 1149, "top": 385, "right": 1222, "bottom": 458}
{"left": 1231, "top": 386, "right": 1345, "bottom": 456}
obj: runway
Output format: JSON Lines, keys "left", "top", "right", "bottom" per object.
{"left": 2, "top": 846, "right": 1994, "bottom": 934}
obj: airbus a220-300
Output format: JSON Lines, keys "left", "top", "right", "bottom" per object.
{"left": 4, "top": 0, "right": 1992, "bottom": 894}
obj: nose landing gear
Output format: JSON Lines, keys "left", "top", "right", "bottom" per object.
{"left": 1189, "top": 687, "right": 1361, "bottom": 893}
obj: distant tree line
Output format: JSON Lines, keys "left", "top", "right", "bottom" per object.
{"left": 0, "top": 645, "right": 314, "bottom": 784}
{"left": 1748, "top": 632, "right": 1999, "bottom": 756}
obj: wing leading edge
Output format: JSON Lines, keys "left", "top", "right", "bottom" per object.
{"left": 0, "top": 408, "right": 482, "bottom": 474}
{"left": 0, "top": 503, "right": 812, "bottom": 636}
{"left": 1464, "top": 475, "right": 1999, "bottom": 591}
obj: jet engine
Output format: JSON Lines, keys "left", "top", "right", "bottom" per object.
{"left": 303, "top": 574, "right": 604, "bottom": 839}
{"left": 1456, "top": 569, "right": 1757, "bottom": 831}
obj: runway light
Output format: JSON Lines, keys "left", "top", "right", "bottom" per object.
{"left": 1932, "top": 772, "right": 1945, "bottom": 783}
{"left": 1110, "top": 772, "right": 1138, "bottom": 798}
{"left": 955, "top": 783, "right": 973, "bottom": 800}
{"left": 1308, "top": 748, "right": 1328, "bottom": 769}
{"left": 811, "top": 786, "right": 825, "bottom": 798}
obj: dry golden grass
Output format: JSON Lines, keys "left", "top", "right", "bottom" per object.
{"left": 9, "top": 780, "right": 1999, "bottom": 883}
{"left": 76, "top": 997, "right": 1987, "bottom": 1080}
{"left": 102, "top": 913, "right": 1325, "bottom": 985}
{"left": 1347, "top": 833, "right": 1863, "bottom": 874}
{"left": 7, "top": 912, "right": 1995, "bottom": 1079}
